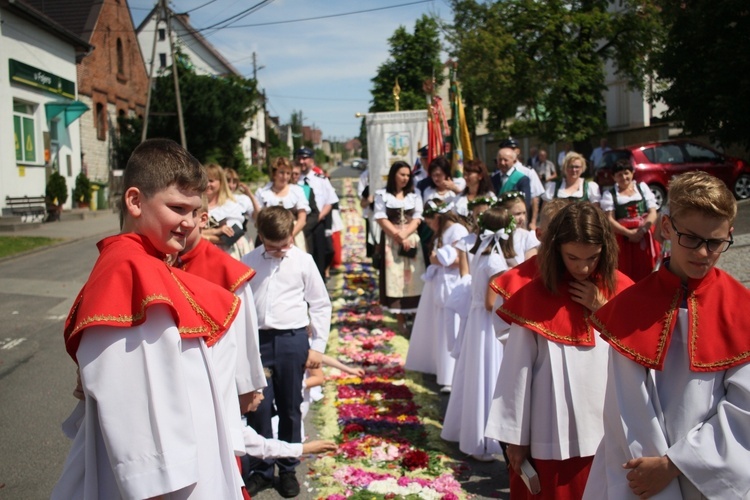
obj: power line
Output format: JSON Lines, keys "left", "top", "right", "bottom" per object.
{"left": 185, "top": 0, "right": 219, "bottom": 14}
{"left": 202, "top": 0, "right": 434, "bottom": 29}
{"left": 199, "top": 0, "right": 275, "bottom": 31}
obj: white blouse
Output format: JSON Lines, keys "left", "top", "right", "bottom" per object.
{"left": 255, "top": 183, "right": 311, "bottom": 214}
{"left": 599, "top": 181, "right": 658, "bottom": 214}
{"left": 373, "top": 189, "right": 424, "bottom": 220}
{"left": 453, "top": 191, "right": 497, "bottom": 217}
{"left": 542, "top": 178, "right": 602, "bottom": 203}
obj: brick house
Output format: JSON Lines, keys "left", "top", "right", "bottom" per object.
{"left": 26, "top": 0, "right": 149, "bottom": 193}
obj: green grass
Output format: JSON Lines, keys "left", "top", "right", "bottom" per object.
{"left": 0, "top": 236, "right": 61, "bottom": 258}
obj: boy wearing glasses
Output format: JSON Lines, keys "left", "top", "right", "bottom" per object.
{"left": 240, "top": 206, "right": 331, "bottom": 498}
{"left": 585, "top": 171, "right": 750, "bottom": 499}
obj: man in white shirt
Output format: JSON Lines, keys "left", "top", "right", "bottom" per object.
{"left": 240, "top": 206, "right": 331, "bottom": 498}
{"left": 296, "top": 147, "right": 339, "bottom": 279}
{"left": 589, "top": 138, "right": 611, "bottom": 169}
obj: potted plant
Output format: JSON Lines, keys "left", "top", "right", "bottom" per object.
{"left": 72, "top": 171, "right": 92, "bottom": 208}
{"left": 45, "top": 171, "right": 68, "bottom": 222}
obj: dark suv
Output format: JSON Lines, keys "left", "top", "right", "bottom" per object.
{"left": 594, "top": 139, "right": 750, "bottom": 208}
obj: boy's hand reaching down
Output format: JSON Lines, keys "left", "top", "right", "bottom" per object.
{"left": 302, "top": 440, "right": 337, "bottom": 454}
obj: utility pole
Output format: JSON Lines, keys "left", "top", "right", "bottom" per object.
{"left": 252, "top": 52, "right": 269, "bottom": 169}
{"left": 142, "top": 0, "right": 187, "bottom": 148}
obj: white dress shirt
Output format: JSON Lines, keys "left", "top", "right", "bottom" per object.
{"left": 298, "top": 171, "right": 339, "bottom": 209}
{"left": 241, "top": 245, "right": 331, "bottom": 353}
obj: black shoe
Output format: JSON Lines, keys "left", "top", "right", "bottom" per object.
{"left": 277, "top": 471, "right": 300, "bottom": 498}
{"left": 244, "top": 473, "right": 273, "bottom": 496}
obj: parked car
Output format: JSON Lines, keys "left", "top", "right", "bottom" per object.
{"left": 593, "top": 139, "right": 750, "bottom": 208}
{"left": 351, "top": 159, "right": 368, "bottom": 170}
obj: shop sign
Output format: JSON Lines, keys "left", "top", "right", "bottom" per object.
{"left": 9, "top": 59, "right": 75, "bottom": 99}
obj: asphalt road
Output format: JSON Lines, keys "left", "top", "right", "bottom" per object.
{"left": 0, "top": 237, "right": 97, "bottom": 499}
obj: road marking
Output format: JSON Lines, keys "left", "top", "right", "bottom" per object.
{"left": 0, "top": 338, "right": 26, "bottom": 350}
{"left": 46, "top": 315, "right": 68, "bottom": 321}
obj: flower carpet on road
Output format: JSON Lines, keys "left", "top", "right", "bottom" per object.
{"left": 308, "top": 180, "right": 467, "bottom": 499}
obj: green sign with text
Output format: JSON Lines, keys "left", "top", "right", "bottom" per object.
{"left": 9, "top": 59, "right": 75, "bottom": 99}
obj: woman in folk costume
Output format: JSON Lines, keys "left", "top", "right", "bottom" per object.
{"left": 373, "top": 161, "right": 426, "bottom": 334}
{"left": 600, "top": 159, "right": 660, "bottom": 282}
{"left": 203, "top": 163, "right": 252, "bottom": 260}
{"left": 441, "top": 206, "right": 515, "bottom": 461}
{"left": 409, "top": 199, "right": 468, "bottom": 392}
{"left": 255, "top": 157, "right": 310, "bottom": 251}
{"left": 486, "top": 202, "right": 633, "bottom": 500}
{"left": 584, "top": 172, "right": 750, "bottom": 499}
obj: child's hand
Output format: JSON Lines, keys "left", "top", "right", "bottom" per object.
{"left": 306, "top": 350, "right": 323, "bottom": 369}
{"left": 301, "top": 440, "right": 337, "bottom": 454}
{"left": 73, "top": 368, "right": 84, "bottom": 401}
{"left": 623, "top": 456, "right": 681, "bottom": 498}
{"left": 569, "top": 280, "right": 607, "bottom": 312}
{"left": 346, "top": 367, "right": 365, "bottom": 377}
{"left": 505, "top": 444, "right": 530, "bottom": 476}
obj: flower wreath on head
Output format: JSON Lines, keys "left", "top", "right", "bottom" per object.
{"left": 496, "top": 190, "right": 525, "bottom": 205}
{"left": 467, "top": 196, "right": 496, "bottom": 210}
{"left": 423, "top": 199, "right": 453, "bottom": 217}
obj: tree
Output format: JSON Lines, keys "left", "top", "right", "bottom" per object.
{"left": 449, "top": 0, "right": 663, "bottom": 143}
{"left": 370, "top": 15, "right": 444, "bottom": 112}
{"left": 144, "top": 55, "right": 260, "bottom": 168}
{"left": 650, "top": 1, "right": 750, "bottom": 149}
{"left": 267, "top": 125, "right": 290, "bottom": 162}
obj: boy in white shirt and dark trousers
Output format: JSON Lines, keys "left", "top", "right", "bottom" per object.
{"left": 240, "top": 206, "right": 332, "bottom": 497}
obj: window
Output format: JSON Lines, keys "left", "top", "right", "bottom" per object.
{"left": 159, "top": 53, "right": 167, "bottom": 68}
{"left": 684, "top": 142, "right": 721, "bottom": 163}
{"left": 96, "top": 102, "right": 107, "bottom": 141}
{"left": 158, "top": 28, "right": 166, "bottom": 41}
{"left": 650, "top": 144, "right": 685, "bottom": 164}
{"left": 116, "top": 38, "right": 125, "bottom": 75}
{"left": 13, "top": 101, "right": 37, "bottom": 163}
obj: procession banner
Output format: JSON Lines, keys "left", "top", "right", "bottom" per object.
{"left": 366, "top": 110, "right": 428, "bottom": 194}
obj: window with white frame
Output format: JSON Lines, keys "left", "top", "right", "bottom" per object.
{"left": 13, "top": 100, "right": 38, "bottom": 164}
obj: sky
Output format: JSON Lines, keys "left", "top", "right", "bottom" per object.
{"left": 129, "top": 0, "right": 451, "bottom": 142}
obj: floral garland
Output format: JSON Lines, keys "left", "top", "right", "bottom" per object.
{"left": 308, "top": 179, "right": 466, "bottom": 500}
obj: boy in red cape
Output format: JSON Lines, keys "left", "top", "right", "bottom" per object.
{"left": 52, "top": 139, "right": 246, "bottom": 499}
{"left": 585, "top": 171, "right": 750, "bottom": 499}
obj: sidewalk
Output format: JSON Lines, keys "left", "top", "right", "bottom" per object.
{"left": 7, "top": 210, "right": 120, "bottom": 241}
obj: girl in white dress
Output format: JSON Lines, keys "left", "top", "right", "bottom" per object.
{"left": 410, "top": 199, "right": 468, "bottom": 392}
{"left": 255, "top": 157, "right": 310, "bottom": 251}
{"left": 442, "top": 206, "right": 516, "bottom": 461}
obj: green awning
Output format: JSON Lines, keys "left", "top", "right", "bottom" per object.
{"left": 45, "top": 100, "right": 89, "bottom": 127}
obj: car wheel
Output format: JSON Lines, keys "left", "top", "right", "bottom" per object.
{"left": 649, "top": 184, "right": 666, "bottom": 209}
{"left": 734, "top": 174, "right": 750, "bottom": 200}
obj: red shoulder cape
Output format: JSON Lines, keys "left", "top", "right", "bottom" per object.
{"left": 497, "top": 270, "right": 634, "bottom": 346}
{"left": 593, "top": 264, "right": 750, "bottom": 372}
{"left": 176, "top": 239, "right": 256, "bottom": 292}
{"left": 64, "top": 234, "right": 240, "bottom": 362}
{"left": 490, "top": 254, "right": 538, "bottom": 298}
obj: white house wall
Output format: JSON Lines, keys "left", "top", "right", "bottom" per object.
{"left": 0, "top": 7, "right": 83, "bottom": 210}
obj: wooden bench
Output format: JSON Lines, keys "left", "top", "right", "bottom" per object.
{"left": 5, "top": 195, "right": 48, "bottom": 222}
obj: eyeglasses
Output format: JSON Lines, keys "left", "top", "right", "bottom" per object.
{"left": 670, "top": 218, "right": 733, "bottom": 253}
